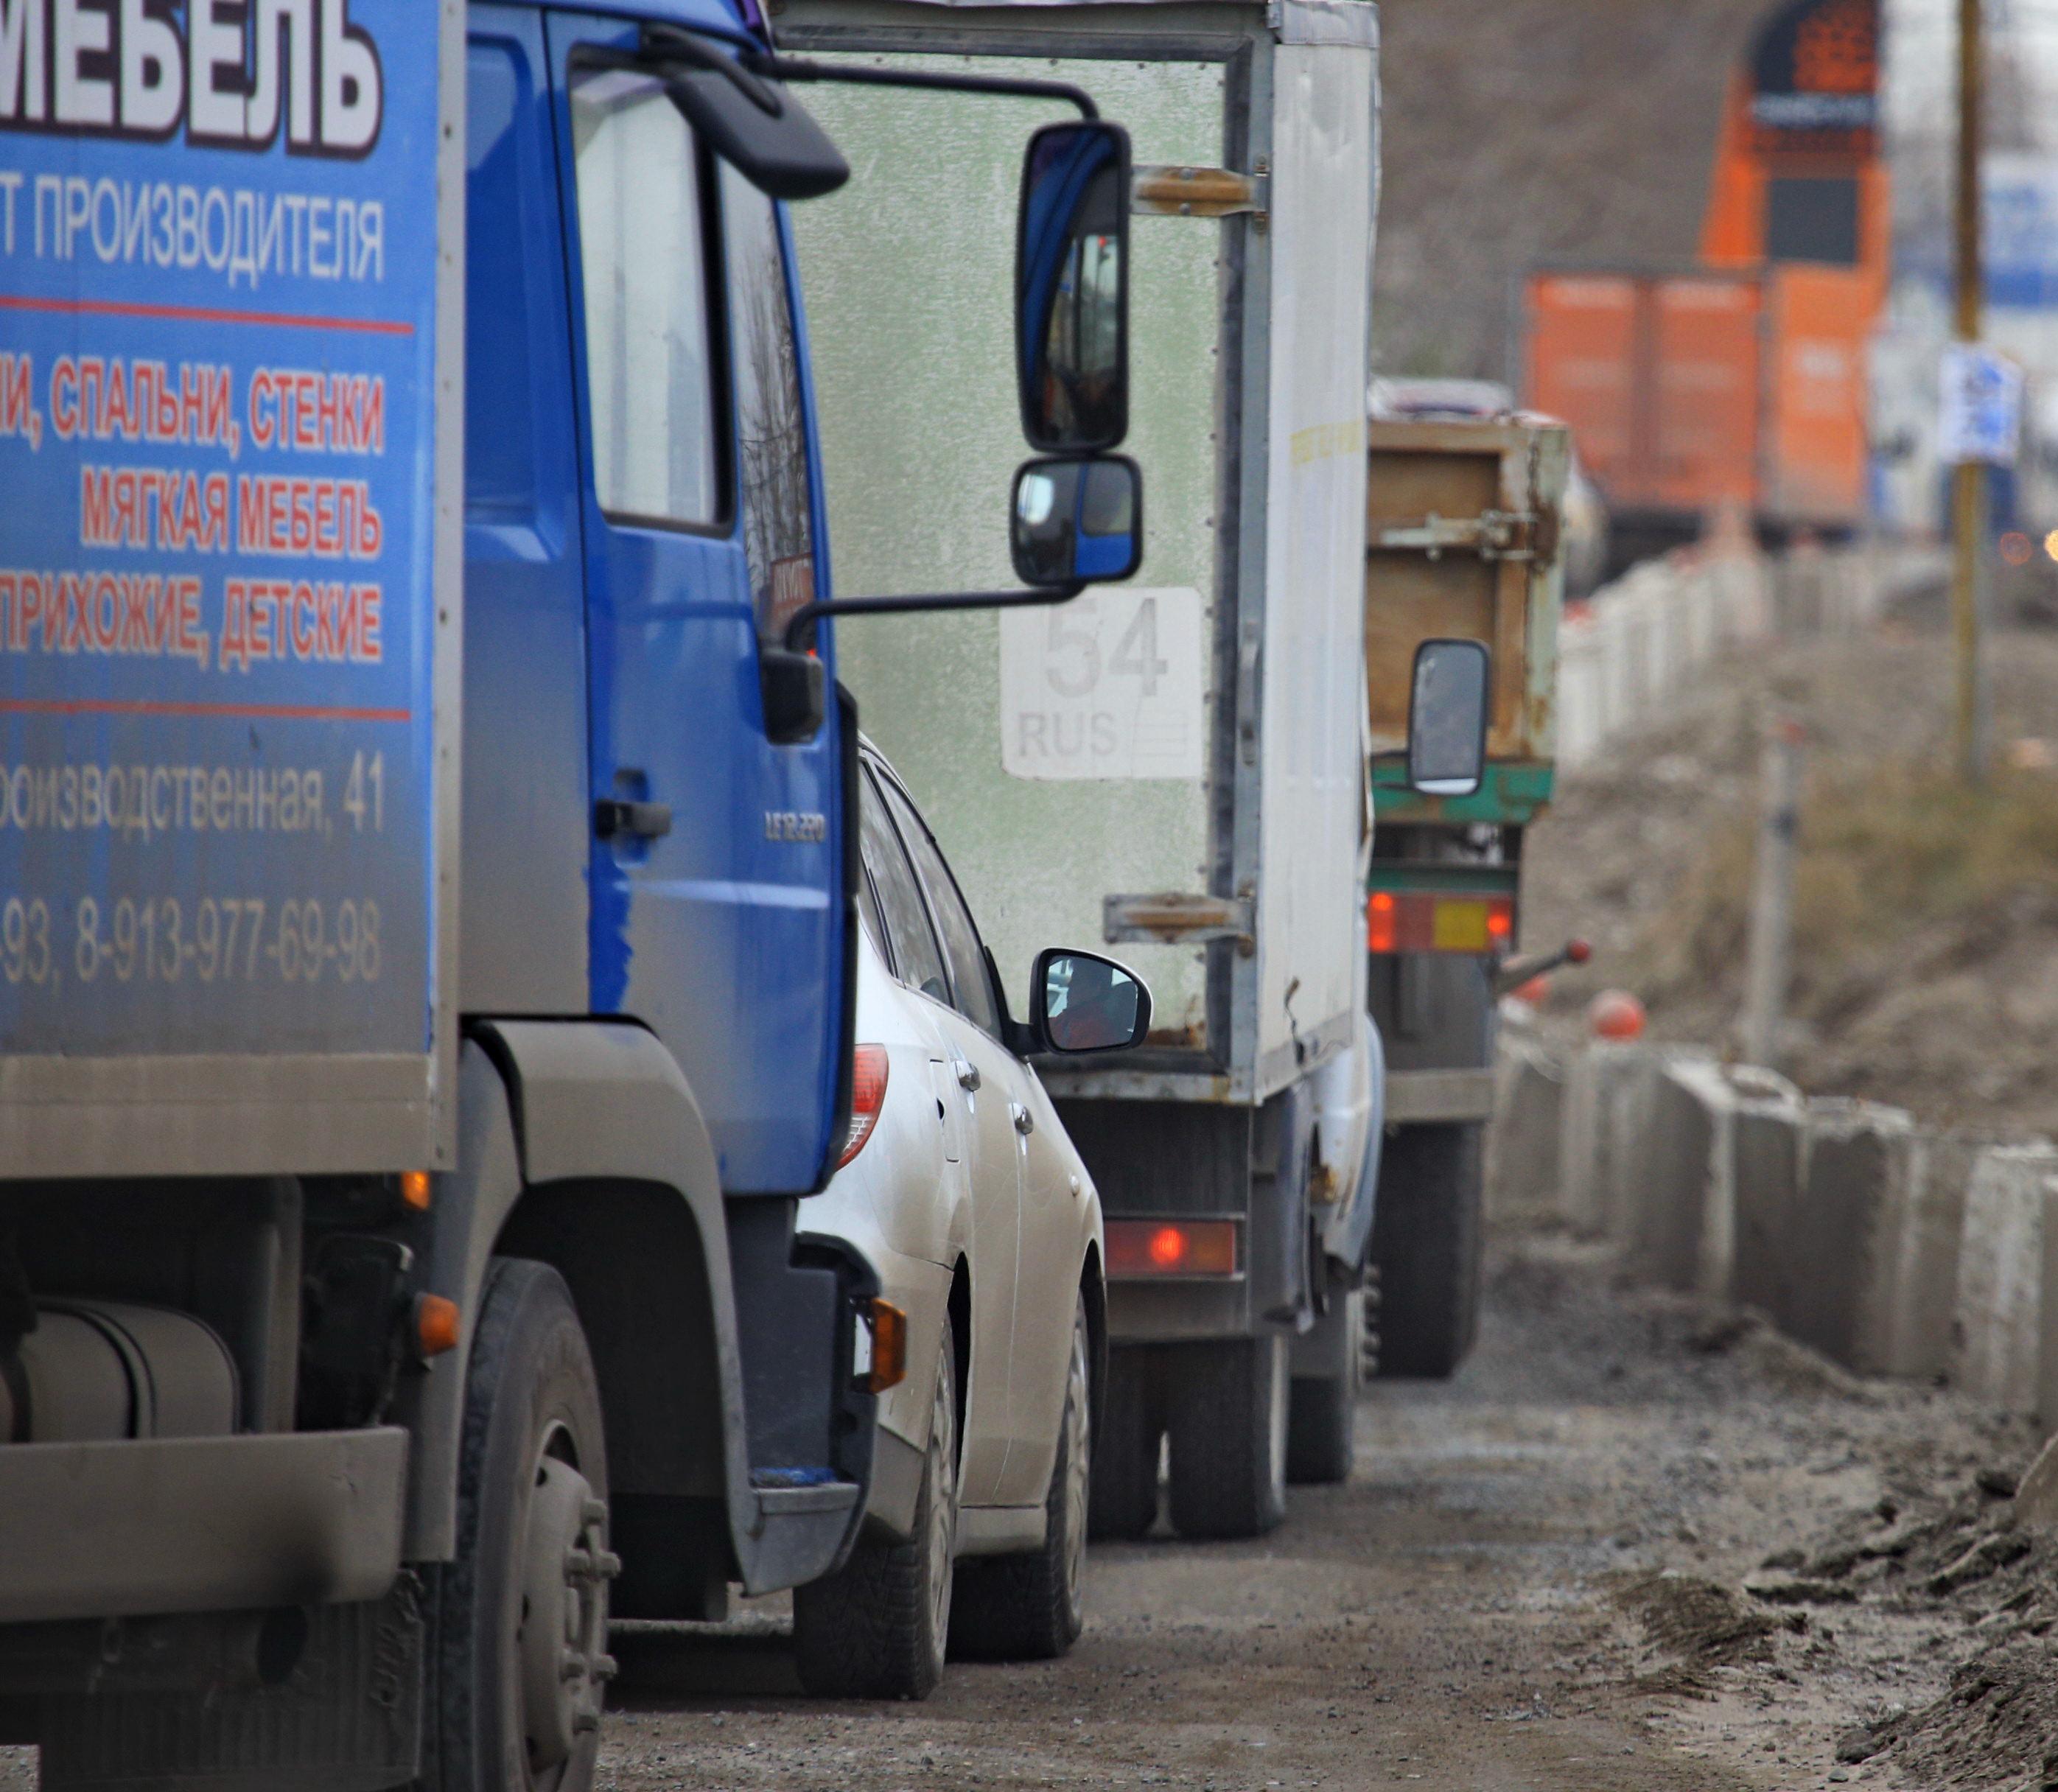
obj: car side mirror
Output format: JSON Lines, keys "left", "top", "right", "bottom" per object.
{"left": 1011, "top": 455, "right": 1143, "bottom": 587}
{"left": 1407, "top": 638, "right": 1491, "bottom": 799}
{"left": 1031, "top": 949, "right": 1152, "bottom": 1054}
{"left": 1017, "top": 120, "right": 1131, "bottom": 453}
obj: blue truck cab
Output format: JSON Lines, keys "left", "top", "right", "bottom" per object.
{"left": 0, "top": 1, "right": 1140, "bottom": 1783}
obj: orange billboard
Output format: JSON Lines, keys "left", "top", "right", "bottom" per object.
{"left": 1525, "top": 276, "right": 1639, "bottom": 499}
{"left": 1649, "top": 277, "right": 1763, "bottom": 511}
{"left": 1763, "top": 264, "right": 1871, "bottom": 522}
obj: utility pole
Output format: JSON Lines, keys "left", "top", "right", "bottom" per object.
{"left": 1953, "top": 0, "right": 1992, "bottom": 783}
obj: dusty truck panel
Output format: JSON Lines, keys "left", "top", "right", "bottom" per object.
{"left": 785, "top": 0, "right": 1385, "bottom": 1534}
{"left": 0, "top": 0, "right": 463, "bottom": 1179}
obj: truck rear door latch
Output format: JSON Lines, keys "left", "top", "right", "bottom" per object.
{"left": 1104, "top": 892, "right": 1256, "bottom": 957}
{"left": 1371, "top": 508, "right": 1539, "bottom": 561}
{"left": 594, "top": 798, "right": 673, "bottom": 841}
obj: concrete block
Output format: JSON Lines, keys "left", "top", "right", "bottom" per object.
{"left": 1952, "top": 1143, "right": 2058, "bottom": 1414}
{"left": 1487, "top": 1031, "right": 1564, "bottom": 1223}
{"left": 1696, "top": 1065, "right": 1803, "bottom": 1304}
{"left": 1786, "top": 1101, "right": 1916, "bottom": 1373}
{"left": 1558, "top": 1043, "right": 1662, "bottom": 1240}
{"left": 1631, "top": 1057, "right": 1728, "bottom": 1291}
{"left": 1728, "top": 1095, "right": 1809, "bottom": 1328}
{"left": 1879, "top": 1133, "right": 1984, "bottom": 1381}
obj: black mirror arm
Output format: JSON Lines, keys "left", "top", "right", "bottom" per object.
{"left": 783, "top": 585, "right": 1083, "bottom": 655}
{"left": 744, "top": 53, "right": 1098, "bottom": 119}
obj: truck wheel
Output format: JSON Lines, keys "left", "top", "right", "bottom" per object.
{"left": 950, "top": 1294, "right": 1091, "bottom": 1660}
{"left": 1163, "top": 1334, "right": 1288, "bottom": 1540}
{"left": 1087, "top": 1343, "right": 1158, "bottom": 1542}
{"left": 1370, "top": 1122, "right": 1485, "bottom": 1380}
{"left": 1286, "top": 1264, "right": 1362, "bottom": 1485}
{"left": 428, "top": 1258, "right": 614, "bottom": 1792}
{"left": 793, "top": 1315, "right": 958, "bottom": 1699}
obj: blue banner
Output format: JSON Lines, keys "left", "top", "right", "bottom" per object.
{"left": 0, "top": 0, "right": 438, "bottom": 1057}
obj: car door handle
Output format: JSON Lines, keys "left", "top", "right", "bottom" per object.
{"left": 1010, "top": 1102, "right": 1034, "bottom": 1136}
{"left": 954, "top": 1059, "right": 981, "bottom": 1093}
{"left": 594, "top": 798, "right": 672, "bottom": 841}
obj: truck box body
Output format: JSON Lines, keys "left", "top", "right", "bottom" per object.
{"left": 1524, "top": 265, "right": 1869, "bottom": 542}
{"left": 786, "top": 0, "right": 1379, "bottom": 1117}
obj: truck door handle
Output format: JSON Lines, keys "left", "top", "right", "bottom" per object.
{"left": 955, "top": 1059, "right": 981, "bottom": 1093}
{"left": 1010, "top": 1102, "right": 1034, "bottom": 1136}
{"left": 594, "top": 798, "right": 672, "bottom": 841}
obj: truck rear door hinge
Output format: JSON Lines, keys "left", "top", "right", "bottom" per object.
{"left": 1371, "top": 508, "right": 1539, "bottom": 562}
{"left": 1104, "top": 892, "right": 1256, "bottom": 956}
{"left": 1131, "top": 164, "right": 1268, "bottom": 229}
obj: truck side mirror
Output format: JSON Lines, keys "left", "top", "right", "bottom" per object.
{"left": 1017, "top": 120, "right": 1131, "bottom": 453}
{"left": 1011, "top": 455, "right": 1143, "bottom": 587}
{"left": 1032, "top": 950, "right": 1152, "bottom": 1054}
{"left": 1407, "top": 639, "right": 1491, "bottom": 798}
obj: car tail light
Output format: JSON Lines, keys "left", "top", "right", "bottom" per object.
{"left": 1105, "top": 1219, "right": 1239, "bottom": 1278}
{"left": 1366, "top": 889, "right": 1516, "bottom": 955}
{"left": 839, "top": 1046, "right": 889, "bottom": 1168}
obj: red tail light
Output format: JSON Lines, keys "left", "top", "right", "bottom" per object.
{"left": 1367, "top": 889, "right": 1516, "bottom": 955}
{"left": 839, "top": 1046, "right": 889, "bottom": 1168}
{"left": 1105, "top": 1219, "right": 1239, "bottom": 1278}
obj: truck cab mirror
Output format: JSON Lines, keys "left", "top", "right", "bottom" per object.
{"left": 1018, "top": 121, "right": 1131, "bottom": 452}
{"left": 648, "top": 50, "right": 850, "bottom": 200}
{"left": 1407, "top": 639, "right": 1491, "bottom": 798}
{"left": 1011, "top": 455, "right": 1143, "bottom": 587}
{"left": 1032, "top": 950, "right": 1152, "bottom": 1054}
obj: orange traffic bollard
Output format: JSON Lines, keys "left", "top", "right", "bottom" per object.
{"left": 1588, "top": 990, "right": 1646, "bottom": 1040}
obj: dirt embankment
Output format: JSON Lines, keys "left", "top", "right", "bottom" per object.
{"left": 1522, "top": 617, "right": 2058, "bottom": 1141}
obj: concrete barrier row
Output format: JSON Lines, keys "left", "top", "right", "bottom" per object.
{"left": 1488, "top": 1030, "right": 2058, "bottom": 1418}
{"left": 1555, "top": 545, "right": 1903, "bottom": 774}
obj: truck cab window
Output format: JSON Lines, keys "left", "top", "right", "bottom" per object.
{"left": 858, "top": 769, "right": 951, "bottom": 1006}
{"left": 721, "top": 166, "right": 816, "bottom": 644}
{"left": 569, "top": 68, "right": 721, "bottom": 528}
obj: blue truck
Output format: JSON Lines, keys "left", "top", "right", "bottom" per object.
{"left": 0, "top": 1, "right": 1139, "bottom": 1784}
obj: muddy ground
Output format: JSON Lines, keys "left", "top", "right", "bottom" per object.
{"left": 0, "top": 1227, "right": 2041, "bottom": 1789}
{"left": 584, "top": 1230, "right": 2038, "bottom": 1792}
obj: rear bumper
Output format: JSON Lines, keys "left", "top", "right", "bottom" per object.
{"left": 0, "top": 1428, "right": 407, "bottom": 1624}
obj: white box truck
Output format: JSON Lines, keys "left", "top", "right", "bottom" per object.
{"left": 786, "top": 0, "right": 1391, "bottom": 1535}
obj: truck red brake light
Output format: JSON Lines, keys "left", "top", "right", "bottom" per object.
{"left": 1105, "top": 1219, "right": 1239, "bottom": 1278}
{"left": 1366, "top": 889, "right": 1516, "bottom": 955}
{"left": 839, "top": 1046, "right": 889, "bottom": 1169}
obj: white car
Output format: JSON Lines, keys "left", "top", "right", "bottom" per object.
{"left": 791, "top": 743, "right": 1150, "bottom": 1700}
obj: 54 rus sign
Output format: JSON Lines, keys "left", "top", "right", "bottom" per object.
{"left": 0, "top": 0, "right": 441, "bottom": 1065}
{"left": 1939, "top": 344, "right": 2026, "bottom": 469}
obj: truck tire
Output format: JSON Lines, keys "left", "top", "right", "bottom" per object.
{"left": 951, "top": 1295, "right": 1091, "bottom": 1661}
{"left": 793, "top": 1315, "right": 958, "bottom": 1700}
{"left": 1369, "top": 1121, "right": 1485, "bottom": 1380}
{"left": 1286, "top": 1264, "right": 1362, "bottom": 1485}
{"left": 1086, "top": 1343, "right": 1158, "bottom": 1542}
{"left": 427, "top": 1257, "right": 613, "bottom": 1792}
{"left": 1163, "top": 1334, "right": 1288, "bottom": 1540}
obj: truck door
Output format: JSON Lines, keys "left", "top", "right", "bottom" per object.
{"left": 549, "top": 16, "right": 847, "bottom": 1194}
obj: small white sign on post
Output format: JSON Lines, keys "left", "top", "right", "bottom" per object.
{"left": 999, "top": 587, "right": 1205, "bottom": 781}
{"left": 1939, "top": 343, "right": 2026, "bottom": 467}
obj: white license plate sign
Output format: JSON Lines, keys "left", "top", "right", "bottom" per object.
{"left": 998, "top": 587, "right": 1205, "bottom": 782}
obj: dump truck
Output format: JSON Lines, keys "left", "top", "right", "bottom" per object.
{"left": 1362, "top": 410, "right": 1573, "bottom": 1376}
{"left": 781, "top": 0, "right": 1410, "bottom": 1536}
{"left": 0, "top": 1, "right": 1144, "bottom": 1782}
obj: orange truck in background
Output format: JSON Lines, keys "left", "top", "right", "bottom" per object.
{"left": 1522, "top": 0, "right": 1885, "bottom": 558}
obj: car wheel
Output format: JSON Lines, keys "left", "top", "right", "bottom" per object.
{"left": 949, "top": 1292, "right": 1091, "bottom": 1660}
{"left": 424, "top": 1258, "right": 615, "bottom": 1792}
{"left": 793, "top": 1314, "right": 959, "bottom": 1699}
{"left": 1287, "top": 1261, "right": 1362, "bottom": 1485}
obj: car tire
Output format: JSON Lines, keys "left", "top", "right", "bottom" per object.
{"left": 1163, "top": 1333, "right": 1288, "bottom": 1541}
{"left": 1086, "top": 1343, "right": 1158, "bottom": 1542}
{"left": 950, "top": 1294, "right": 1091, "bottom": 1661}
{"left": 793, "top": 1315, "right": 959, "bottom": 1700}
{"left": 424, "top": 1258, "right": 614, "bottom": 1792}
{"left": 1369, "top": 1121, "right": 1485, "bottom": 1380}
{"left": 1287, "top": 1262, "right": 1362, "bottom": 1486}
